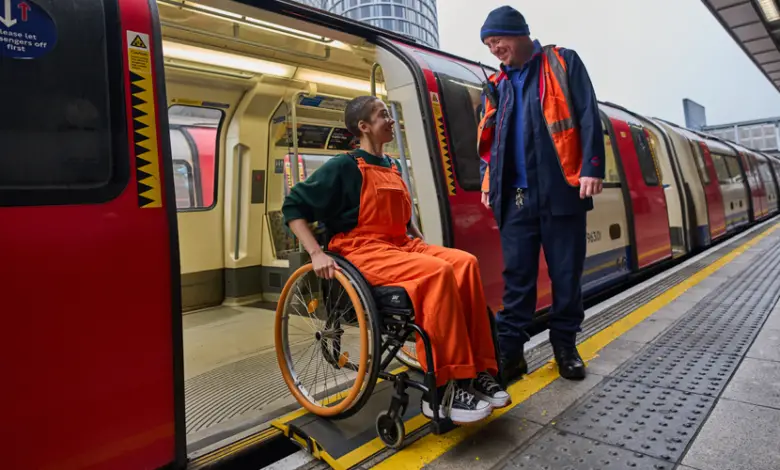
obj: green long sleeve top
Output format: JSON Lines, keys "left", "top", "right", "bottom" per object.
{"left": 281, "top": 149, "right": 408, "bottom": 235}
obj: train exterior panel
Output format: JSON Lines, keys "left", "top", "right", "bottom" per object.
{"left": 1, "top": 0, "right": 184, "bottom": 469}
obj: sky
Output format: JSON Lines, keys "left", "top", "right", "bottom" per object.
{"left": 436, "top": 0, "right": 780, "bottom": 127}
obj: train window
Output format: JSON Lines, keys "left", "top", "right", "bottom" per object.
{"left": 0, "top": 0, "right": 127, "bottom": 206}
{"left": 629, "top": 126, "right": 659, "bottom": 186}
{"left": 414, "top": 51, "right": 484, "bottom": 191}
{"left": 759, "top": 160, "right": 775, "bottom": 185}
{"left": 645, "top": 130, "right": 665, "bottom": 182}
{"left": 710, "top": 153, "right": 731, "bottom": 185}
{"left": 603, "top": 132, "right": 621, "bottom": 184}
{"left": 723, "top": 155, "right": 742, "bottom": 183}
{"left": 168, "top": 106, "right": 224, "bottom": 211}
{"left": 689, "top": 142, "right": 710, "bottom": 185}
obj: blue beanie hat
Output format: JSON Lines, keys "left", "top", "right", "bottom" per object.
{"left": 480, "top": 6, "right": 530, "bottom": 42}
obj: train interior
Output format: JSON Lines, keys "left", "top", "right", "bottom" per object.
{"left": 157, "top": 0, "right": 438, "bottom": 451}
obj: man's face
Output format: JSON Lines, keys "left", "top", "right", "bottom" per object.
{"left": 484, "top": 35, "right": 527, "bottom": 67}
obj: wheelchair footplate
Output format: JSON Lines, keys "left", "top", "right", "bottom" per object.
{"left": 271, "top": 368, "right": 431, "bottom": 470}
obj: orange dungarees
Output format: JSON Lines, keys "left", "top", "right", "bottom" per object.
{"left": 329, "top": 155, "right": 498, "bottom": 387}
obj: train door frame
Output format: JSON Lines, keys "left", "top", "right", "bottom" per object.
{"left": 598, "top": 109, "right": 638, "bottom": 271}
{"left": 762, "top": 153, "right": 780, "bottom": 207}
{"left": 693, "top": 140, "right": 728, "bottom": 241}
{"left": 740, "top": 150, "right": 764, "bottom": 221}
{"left": 604, "top": 102, "right": 691, "bottom": 254}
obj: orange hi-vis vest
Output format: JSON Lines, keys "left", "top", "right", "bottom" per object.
{"left": 478, "top": 45, "right": 583, "bottom": 193}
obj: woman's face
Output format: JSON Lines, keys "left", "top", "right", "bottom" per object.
{"left": 360, "top": 100, "right": 396, "bottom": 144}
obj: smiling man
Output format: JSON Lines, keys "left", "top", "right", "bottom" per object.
{"left": 477, "top": 6, "right": 605, "bottom": 383}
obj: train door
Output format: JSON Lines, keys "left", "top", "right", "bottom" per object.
{"left": 645, "top": 122, "right": 688, "bottom": 256}
{"left": 757, "top": 154, "right": 779, "bottom": 215}
{"left": 771, "top": 158, "right": 780, "bottom": 209}
{"left": 0, "top": 1, "right": 184, "bottom": 469}
{"left": 580, "top": 120, "right": 631, "bottom": 294}
{"left": 731, "top": 150, "right": 758, "bottom": 221}
{"left": 712, "top": 151, "right": 748, "bottom": 231}
{"left": 692, "top": 142, "right": 727, "bottom": 240}
{"left": 745, "top": 153, "right": 772, "bottom": 220}
{"left": 601, "top": 107, "right": 671, "bottom": 270}
{"left": 165, "top": 86, "right": 237, "bottom": 311}
{"left": 599, "top": 107, "right": 671, "bottom": 270}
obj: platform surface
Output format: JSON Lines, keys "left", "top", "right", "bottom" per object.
{"left": 353, "top": 220, "right": 780, "bottom": 470}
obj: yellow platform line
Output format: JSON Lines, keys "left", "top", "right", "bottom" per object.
{"left": 373, "top": 222, "right": 779, "bottom": 469}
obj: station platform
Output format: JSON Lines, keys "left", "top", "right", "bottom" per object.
{"left": 261, "top": 218, "right": 780, "bottom": 470}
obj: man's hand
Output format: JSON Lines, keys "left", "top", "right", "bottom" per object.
{"left": 481, "top": 191, "right": 491, "bottom": 209}
{"left": 579, "top": 177, "right": 603, "bottom": 199}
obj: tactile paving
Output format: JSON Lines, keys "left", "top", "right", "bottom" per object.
{"left": 505, "top": 428, "right": 672, "bottom": 470}
{"left": 504, "top": 231, "right": 780, "bottom": 469}
{"left": 554, "top": 379, "right": 713, "bottom": 462}
{"left": 613, "top": 345, "right": 739, "bottom": 397}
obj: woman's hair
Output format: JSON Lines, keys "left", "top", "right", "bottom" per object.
{"left": 345, "top": 95, "right": 380, "bottom": 136}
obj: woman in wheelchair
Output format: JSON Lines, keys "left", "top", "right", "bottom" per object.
{"left": 282, "top": 95, "right": 509, "bottom": 424}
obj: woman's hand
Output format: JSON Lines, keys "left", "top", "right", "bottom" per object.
{"left": 311, "top": 251, "right": 340, "bottom": 279}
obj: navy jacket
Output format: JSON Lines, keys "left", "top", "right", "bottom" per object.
{"left": 480, "top": 41, "right": 606, "bottom": 228}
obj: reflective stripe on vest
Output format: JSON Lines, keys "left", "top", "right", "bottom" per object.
{"left": 540, "top": 46, "right": 582, "bottom": 187}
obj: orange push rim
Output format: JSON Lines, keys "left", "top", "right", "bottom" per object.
{"left": 275, "top": 263, "right": 370, "bottom": 417}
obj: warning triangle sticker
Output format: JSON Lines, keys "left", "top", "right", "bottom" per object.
{"left": 130, "top": 35, "right": 147, "bottom": 49}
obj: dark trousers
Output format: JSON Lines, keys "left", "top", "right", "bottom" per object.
{"left": 495, "top": 201, "right": 587, "bottom": 362}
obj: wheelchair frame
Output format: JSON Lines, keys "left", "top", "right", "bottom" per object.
{"left": 275, "top": 252, "right": 456, "bottom": 449}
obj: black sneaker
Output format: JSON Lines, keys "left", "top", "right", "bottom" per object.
{"left": 422, "top": 381, "right": 492, "bottom": 424}
{"left": 472, "top": 372, "right": 511, "bottom": 408}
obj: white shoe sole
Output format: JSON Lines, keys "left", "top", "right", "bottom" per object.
{"left": 421, "top": 401, "right": 493, "bottom": 424}
{"left": 474, "top": 391, "right": 511, "bottom": 408}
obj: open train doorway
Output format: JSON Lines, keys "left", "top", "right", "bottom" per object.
{"left": 156, "top": 0, "right": 436, "bottom": 454}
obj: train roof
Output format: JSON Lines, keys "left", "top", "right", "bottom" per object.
{"left": 238, "top": 0, "right": 496, "bottom": 72}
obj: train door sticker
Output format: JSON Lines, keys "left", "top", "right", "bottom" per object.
{"left": 0, "top": 0, "right": 57, "bottom": 59}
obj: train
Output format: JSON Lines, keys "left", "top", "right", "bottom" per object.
{"left": 2, "top": 1, "right": 780, "bottom": 469}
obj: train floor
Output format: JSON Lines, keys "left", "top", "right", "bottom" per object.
{"left": 254, "top": 217, "right": 780, "bottom": 470}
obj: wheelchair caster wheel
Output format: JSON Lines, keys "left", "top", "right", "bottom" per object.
{"left": 376, "top": 411, "right": 405, "bottom": 449}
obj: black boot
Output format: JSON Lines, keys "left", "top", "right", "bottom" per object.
{"left": 499, "top": 352, "right": 528, "bottom": 388}
{"left": 552, "top": 343, "right": 586, "bottom": 380}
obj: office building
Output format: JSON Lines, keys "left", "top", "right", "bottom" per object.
{"left": 295, "top": 0, "right": 440, "bottom": 49}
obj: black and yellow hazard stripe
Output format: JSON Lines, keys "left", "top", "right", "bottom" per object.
{"left": 127, "top": 31, "right": 162, "bottom": 208}
{"left": 429, "top": 92, "right": 456, "bottom": 196}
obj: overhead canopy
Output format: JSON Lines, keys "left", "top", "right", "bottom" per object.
{"left": 702, "top": 0, "right": 780, "bottom": 92}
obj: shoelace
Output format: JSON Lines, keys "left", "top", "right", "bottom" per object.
{"left": 477, "top": 373, "right": 500, "bottom": 393}
{"left": 441, "top": 381, "right": 476, "bottom": 417}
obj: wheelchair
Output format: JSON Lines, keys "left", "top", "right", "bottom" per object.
{"left": 274, "top": 243, "right": 454, "bottom": 449}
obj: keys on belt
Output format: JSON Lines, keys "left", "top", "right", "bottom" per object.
{"left": 515, "top": 188, "right": 525, "bottom": 207}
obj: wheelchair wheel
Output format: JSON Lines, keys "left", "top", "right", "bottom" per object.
{"left": 376, "top": 411, "right": 405, "bottom": 449}
{"left": 275, "top": 260, "right": 381, "bottom": 419}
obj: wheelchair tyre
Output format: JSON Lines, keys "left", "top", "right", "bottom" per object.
{"left": 275, "top": 259, "right": 382, "bottom": 419}
{"left": 376, "top": 411, "right": 405, "bottom": 449}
